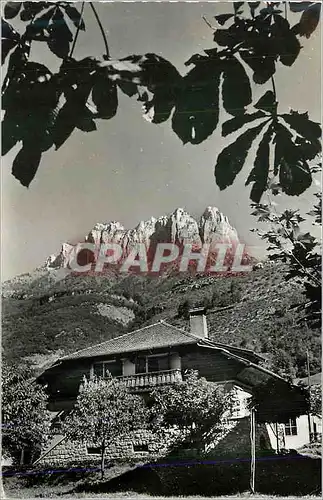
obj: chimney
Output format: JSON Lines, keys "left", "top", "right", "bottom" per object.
{"left": 189, "top": 307, "right": 208, "bottom": 339}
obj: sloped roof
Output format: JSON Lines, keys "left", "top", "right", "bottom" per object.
{"left": 60, "top": 320, "right": 264, "bottom": 363}
{"left": 61, "top": 321, "right": 199, "bottom": 360}
{"left": 39, "top": 322, "right": 290, "bottom": 395}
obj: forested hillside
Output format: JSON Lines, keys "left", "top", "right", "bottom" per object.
{"left": 2, "top": 261, "right": 320, "bottom": 378}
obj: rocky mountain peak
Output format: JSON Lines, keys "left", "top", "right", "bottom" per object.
{"left": 199, "top": 206, "right": 238, "bottom": 244}
{"left": 47, "top": 207, "right": 240, "bottom": 269}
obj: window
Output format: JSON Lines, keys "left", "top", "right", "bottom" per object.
{"left": 135, "top": 356, "right": 146, "bottom": 374}
{"left": 133, "top": 443, "right": 149, "bottom": 452}
{"left": 148, "top": 355, "right": 170, "bottom": 372}
{"left": 285, "top": 418, "right": 297, "bottom": 436}
{"left": 135, "top": 354, "right": 170, "bottom": 374}
{"left": 87, "top": 446, "right": 101, "bottom": 455}
{"left": 93, "top": 360, "right": 122, "bottom": 378}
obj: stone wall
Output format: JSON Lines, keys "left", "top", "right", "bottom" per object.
{"left": 38, "top": 417, "right": 272, "bottom": 467}
{"left": 38, "top": 428, "right": 168, "bottom": 467}
{"left": 210, "top": 418, "right": 272, "bottom": 457}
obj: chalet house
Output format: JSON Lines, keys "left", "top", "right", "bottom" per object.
{"left": 35, "top": 309, "right": 311, "bottom": 466}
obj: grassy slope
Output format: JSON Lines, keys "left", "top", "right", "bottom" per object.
{"left": 2, "top": 262, "right": 321, "bottom": 378}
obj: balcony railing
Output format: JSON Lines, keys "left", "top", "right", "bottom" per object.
{"left": 117, "top": 369, "right": 182, "bottom": 389}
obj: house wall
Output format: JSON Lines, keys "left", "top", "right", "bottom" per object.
{"left": 42, "top": 359, "right": 92, "bottom": 405}
{"left": 284, "top": 415, "right": 322, "bottom": 449}
{"left": 181, "top": 348, "right": 242, "bottom": 382}
{"left": 170, "top": 352, "right": 181, "bottom": 370}
{"left": 122, "top": 358, "right": 135, "bottom": 376}
{"left": 286, "top": 416, "right": 310, "bottom": 449}
{"left": 38, "top": 416, "right": 273, "bottom": 467}
{"left": 266, "top": 415, "right": 322, "bottom": 451}
{"left": 209, "top": 418, "right": 272, "bottom": 457}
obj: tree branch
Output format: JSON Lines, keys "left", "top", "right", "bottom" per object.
{"left": 202, "top": 15, "right": 216, "bottom": 31}
{"left": 271, "top": 76, "right": 277, "bottom": 101}
{"left": 89, "top": 2, "right": 110, "bottom": 58}
{"left": 266, "top": 193, "right": 321, "bottom": 287}
{"left": 69, "top": 1, "right": 85, "bottom": 58}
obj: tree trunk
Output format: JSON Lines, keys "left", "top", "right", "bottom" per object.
{"left": 20, "top": 448, "right": 25, "bottom": 466}
{"left": 100, "top": 442, "right": 106, "bottom": 480}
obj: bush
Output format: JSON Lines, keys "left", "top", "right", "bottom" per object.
{"left": 177, "top": 299, "right": 191, "bottom": 319}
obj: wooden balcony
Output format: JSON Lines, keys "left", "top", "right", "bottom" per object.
{"left": 117, "top": 369, "right": 182, "bottom": 390}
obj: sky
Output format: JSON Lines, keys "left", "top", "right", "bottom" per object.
{"left": 1, "top": 1, "right": 321, "bottom": 281}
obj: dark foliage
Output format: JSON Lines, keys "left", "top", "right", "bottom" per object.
{"left": 251, "top": 196, "right": 321, "bottom": 329}
{"left": 177, "top": 299, "right": 192, "bottom": 319}
{"left": 215, "top": 121, "right": 268, "bottom": 192}
{"left": 1, "top": 2, "right": 321, "bottom": 201}
{"left": 172, "top": 53, "right": 221, "bottom": 145}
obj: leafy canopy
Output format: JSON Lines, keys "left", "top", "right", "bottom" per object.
{"left": 63, "top": 375, "right": 147, "bottom": 444}
{"left": 1, "top": 363, "right": 51, "bottom": 464}
{"left": 149, "top": 370, "right": 233, "bottom": 449}
{"left": 1, "top": 1, "right": 321, "bottom": 201}
{"left": 62, "top": 374, "right": 148, "bottom": 475}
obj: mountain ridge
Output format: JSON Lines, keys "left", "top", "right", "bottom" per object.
{"left": 45, "top": 206, "right": 240, "bottom": 271}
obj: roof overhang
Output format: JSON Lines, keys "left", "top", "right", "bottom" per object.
{"left": 197, "top": 342, "right": 285, "bottom": 388}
